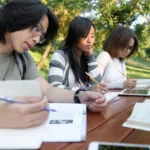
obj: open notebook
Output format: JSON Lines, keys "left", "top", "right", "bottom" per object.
{"left": 123, "top": 100, "right": 150, "bottom": 131}
{"left": 44, "top": 103, "right": 87, "bottom": 142}
{"left": 0, "top": 80, "right": 87, "bottom": 149}
{"left": 0, "top": 103, "right": 87, "bottom": 149}
{"left": 0, "top": 80, "right": 42, "bottom": 99}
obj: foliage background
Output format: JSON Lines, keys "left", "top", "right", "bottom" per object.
{"left": 0, "top": 0, "right": 150, "bottom": 78}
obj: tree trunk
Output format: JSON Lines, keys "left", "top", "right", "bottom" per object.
{"left": 37, "top": 44, "right": 51, "bottom": 70}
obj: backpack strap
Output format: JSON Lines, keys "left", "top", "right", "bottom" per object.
{"left": 13, "top": 52, "right": 28, "bottom": 79}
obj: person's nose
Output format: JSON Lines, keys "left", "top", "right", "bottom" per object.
{"left": 32, "top": 36, "right": 40, "bottom": 44}
{"left": 87, "top": 36, "right": 92, "bottom": 43}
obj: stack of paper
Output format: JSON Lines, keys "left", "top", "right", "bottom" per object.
{"left": 136, "top": 79, "right": 150, "bottom": 89}
{"left": 123, "top": 99, "right": 150, "bottom": 131}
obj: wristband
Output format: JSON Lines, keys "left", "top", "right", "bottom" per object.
{"left": 74, "top": 89, "right": 85, "bottom": 103}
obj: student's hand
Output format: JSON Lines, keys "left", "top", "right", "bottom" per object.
{"left": 92, "top": 83, "right": 108, "bottom": 94}
{"left": 0, "top": 96, "right": 49, "bottom": 129}
{"left": 84, "top": 48, "right": 93, "bottom": 56}
{"left": 79, "top": 91, "right": 107, "bottom": 112}
{"left": 124, "top": 79, "right": 137, "bottom": 88}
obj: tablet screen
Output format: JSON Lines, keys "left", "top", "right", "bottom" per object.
{"left": 98, "top": 145, "right": 149, "bottom": 150}
{"left": 123, "top": 89, "right": 149, "bottom": 95}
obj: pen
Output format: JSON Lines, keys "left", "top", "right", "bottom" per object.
{"left": 0, "top": 96, "right": 56, "bottom": 112}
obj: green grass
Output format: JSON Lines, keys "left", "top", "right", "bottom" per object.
{"left": 29, "top": 51, "right": 50, "bottom": 80}
{"left": 126, "top": 57, "right": 150, "bottom": 79}
{"left": 30, "top": 51, "right": 150, "bottom": 80}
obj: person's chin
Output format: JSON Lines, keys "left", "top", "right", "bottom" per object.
{"left": 15, "top": 49, "right": 28, "bottom": 54}
{"left": 23, "top": 49, "right": 29, "bottom": 52}
{"left": 84, "top": 49, "right": 91, "bottom": 53}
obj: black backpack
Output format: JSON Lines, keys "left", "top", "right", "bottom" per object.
{"left": 13, "top": 52, "right": 28, "bottom": 79}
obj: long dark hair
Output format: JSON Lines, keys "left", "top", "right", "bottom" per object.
{"left": 103, "top": 25, "right": 139, "bottom": 60}
{"left": 0, "top": 0, "right": 59, "bottom": 46}
{"left": 62, "top": 16, "right": 94, "bottom": 84}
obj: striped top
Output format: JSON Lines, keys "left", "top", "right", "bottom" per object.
{"left": 48, "top": 50, "right": 102, "bottom": 91}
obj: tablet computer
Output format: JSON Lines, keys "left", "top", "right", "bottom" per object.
{"left": 88, "top": 142, "right": 150, "bottom": 150}
{"left": 118, "top": 88, "right": 150, "bottom": 96}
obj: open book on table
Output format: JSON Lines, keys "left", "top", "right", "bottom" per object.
{"left": 0, "top": 80, "right": 87, "bottom": 149}
{"left": 44, "top": 103, "right": 87, "bottom": 142}
{"left": 123, "top": 99, "right": 150, "bottom": 131}
{"left": 0, "top": 103, "right": 87, "bottom": 149}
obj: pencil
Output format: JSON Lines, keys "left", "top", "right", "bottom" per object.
{"left": 119, "top": 71, "right": 131, "bottom": 79}
{"left": 85, "top": 72, "right": 99, "bottom": 84}
{"left": 85, "top": 72, "right": 113, "bottom": 95}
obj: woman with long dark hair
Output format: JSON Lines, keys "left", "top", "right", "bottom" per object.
{"left": 48, "top": 16, "right": 107, "bottom": 93}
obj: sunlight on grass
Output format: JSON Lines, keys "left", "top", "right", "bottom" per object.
{"left": 126, "top": 57, "right": 150, "bottom": 79}
{"left": 29, "top": 51, "right": 50, "bottom": 79}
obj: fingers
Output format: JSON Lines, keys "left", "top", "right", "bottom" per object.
{"left": 92, "top": 84, "right": 108, "bottom": 94}
{"left": 88, "top": 91, "right": 103, "bottom": 100}
{"left": 129, "top": 80, "right": 137, "bottom": 88}
{"left": 88, "top": 101, "right": 108, "bottom": 112}
{"left": 20, "top": 96, "right": 49, "bottom": 114}
{"left": 124, "top": 79, "right": 137, "bottom": 88}
{"left": 15, "top": 96, "right": 42, "bottom": 103}
{"left": 26, "top": 111, "right": 49, "bottom": 128}
{"left": 87, "top": 94, "right": 107, "bottom": 112}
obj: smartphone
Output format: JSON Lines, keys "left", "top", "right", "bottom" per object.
{"left": 88, "top": 142, "right": 150, "bottom": 150}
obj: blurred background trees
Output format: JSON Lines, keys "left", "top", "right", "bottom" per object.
{"left": 0, "top": 0, "right": 150, "bottom": 70}
{"left": 41, "top": 0, "right": 150, "bottom": 69}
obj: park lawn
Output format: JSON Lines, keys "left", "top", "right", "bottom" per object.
{"left": 126, "top": 57, "right": 150, "bottom": 79}
{"left": 30, "top": 51, "right": 150, "bottom": 80}
{"left": 30, "top": 51, "right": 50, "bottom": 80}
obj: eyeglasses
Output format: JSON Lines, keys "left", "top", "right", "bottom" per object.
{"left": 124, "top": 46, "right": 135, "bottom": 52}
{"left": 31, "top": 26, "right": 46, "bottom": 44}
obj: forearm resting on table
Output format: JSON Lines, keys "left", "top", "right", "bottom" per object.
{"left": 36, "top": 77, "right": 75, "bottom": 103}
{"left": 46, "top": 86, "right": 75, "bottom": 103}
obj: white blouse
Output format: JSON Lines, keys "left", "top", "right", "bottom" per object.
{"left": 96, "top": 51, "right": 127, "bottom": 89}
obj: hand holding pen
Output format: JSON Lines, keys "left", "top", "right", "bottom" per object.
{"left": 119, "top": 71, "right": 137, "bottom": 88}
{"left": 0, "top": 96, "right": 55, "bottom": 128}
{"left": 85, "top": 72, "right": 108, "bottom": 94}
{"left": 0, "top": 96, "right": 56, "bottom": 112}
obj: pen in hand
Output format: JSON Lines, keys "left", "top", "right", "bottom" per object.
{"left": 0, "top": 96, "right": 56, "bottom": 112}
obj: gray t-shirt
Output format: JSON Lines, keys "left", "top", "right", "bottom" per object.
{"left": 0, "top": 52, "right": 41, "bottom": 80}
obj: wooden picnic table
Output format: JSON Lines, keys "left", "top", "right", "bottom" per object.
{"left": 40, "top": 94, "right": 150, "bottom": 150}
